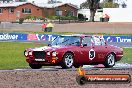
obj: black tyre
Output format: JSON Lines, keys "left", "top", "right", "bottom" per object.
{"left": 74, "top": 65, "right": 83, "bottom": 68}
{"left": 76, "top": 75, "right": 87, "bottom": 85}
{"left": 29, "top": 64, "right": 42, "bottom": 69}
{"left": 104, "top": 53, "right": 115, "bottom": 68}
{"left": 61, "top": 53, "right": 74, "bottom": 69}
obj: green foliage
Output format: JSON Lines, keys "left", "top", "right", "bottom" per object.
{"left": 47, "top": 16, "right": 78, "bottom": 20}
{"left": 47, "top": 16, "right": 60, "bottom": 20}
{"left": 100, "top": 0, "right": 127, "bottom": 8}
{"left": 25, "top": 15, "right": 36, "bottom": 20}
{"left": 100, "top": 1, "right": 119, "bottom": 8}
{"left": 80, "top": 0, "right": 100, "bottom": 9}
{"left": 119, "top": 48, "right": 132, "bottom": 63}
{"left": 60, "top": 16, "right": 78, "bottom": 20}
{"left": 19, "top": 18, "right": 24, "bottom": 24}
{"left": 0, "top": 42, "right": 46, "bottom": 70}
{"left": 78, "top": 13, "right": 85, "bottom": 21}
{"left": 24, "top": 15, "right": 47, "bottom": 22}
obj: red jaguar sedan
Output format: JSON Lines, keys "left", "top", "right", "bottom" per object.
{"left": 24, "top": 34, "right": 123, "bottom": 69}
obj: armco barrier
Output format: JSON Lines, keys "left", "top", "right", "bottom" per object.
{"left": 0, "top": 33, "right": 132, "bottom": 43}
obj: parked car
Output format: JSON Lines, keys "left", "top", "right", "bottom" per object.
{"left": 24, "top": 34, "right": 123, "bottom": 69}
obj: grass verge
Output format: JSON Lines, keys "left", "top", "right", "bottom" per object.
{"left": 0, "top": 42, "right": 46, "bottom": 70}
{"left": 119, "top": 48, "right": 132, "bottom": 63}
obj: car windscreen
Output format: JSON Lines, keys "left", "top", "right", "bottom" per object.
{"left": 51, "top": 36, "right": 81, "bottom": 46}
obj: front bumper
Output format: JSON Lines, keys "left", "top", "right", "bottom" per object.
{"left": 26, "top": 56, "right": 60, "bottom": 65}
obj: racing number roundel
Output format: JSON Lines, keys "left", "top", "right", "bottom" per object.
{"left": 89, "top": 49, "right": 95, "bottom": 60}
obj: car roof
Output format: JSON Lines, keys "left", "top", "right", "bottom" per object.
{"left": 60, "top": 34, "right": 104, "bottom": 39}
{"left": 61, "top": 34, "right": 91, "bottom": 37}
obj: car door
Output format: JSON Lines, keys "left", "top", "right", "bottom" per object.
{"left": 77, "top": 36, "right": 93, "bottom": 64}
{"left": 90, "top": 36, "right": 109, "bottom": 63}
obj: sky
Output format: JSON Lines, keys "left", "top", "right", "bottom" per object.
{"left": 28, "top": 0, "right": 132, "bottom": 8}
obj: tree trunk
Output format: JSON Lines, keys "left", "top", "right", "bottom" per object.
{"left": 89, "top": 9, "right": 96, "bottom": 22}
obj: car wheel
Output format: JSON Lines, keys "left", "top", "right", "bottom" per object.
{"left": 61, "top": 53, "right": 74, "bottom": 69}
{"left": 29, "top": 64, "right": 42, "bottom": 69}
{"left": 104, "top": 53, "right": 115, "bottom": 68}
{"left": 76, "top": 75, "right": 86, "bottom": 85}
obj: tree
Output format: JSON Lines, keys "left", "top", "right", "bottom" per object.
{"left": 101, "top": 0, "right": 127, "bottom": 8}
{"left": 80, "top": 0, "right": 100, "bottom": 22}
{"left": 80, "top": 0, "right": 127, "bottom": 22}
{"left": 100, "top": 0, "right": 119, "bottom": 8}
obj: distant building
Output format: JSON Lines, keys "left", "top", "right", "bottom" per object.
{"left": 0, "top": 2, "right": 78, "bottom": 22}
{"left": 37, "top": 3, "right": 78, "bottom": 17}
{"left": 0, "top": 0, "right": 27, "bottom": 3}
{"left": 0, "top": 0, "right": 12, "bottom": 3}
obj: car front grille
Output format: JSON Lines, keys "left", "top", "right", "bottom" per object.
{"left": 33, "top": 51, "right": 46, "bottom": 59}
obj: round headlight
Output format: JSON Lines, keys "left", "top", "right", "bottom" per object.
{"left": 24, "top": 51, "right": 28, "bottom": 56}
{"left": 47, "top": 52, "right": 50, "bottom": 56}
{"left": 52, "top": 51, "right": 57, "bottom": 57}
{"left": 29, "top": 51, "right": 32, "bottom": 55}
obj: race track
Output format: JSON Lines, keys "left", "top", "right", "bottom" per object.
{"left": 0, "top": 22, "right": 132, "bottom": 88}
{"left": 0, "top": 64, "right": 132, "bottom": 88}
{"left": 0, "top": 63, "right": 132, "bottom": 72}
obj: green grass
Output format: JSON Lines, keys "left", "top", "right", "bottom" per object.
{"left": 119, "top": 48, "right": 132, "bottom": 63}
{"left": 0, "top": 42, "right": 132, "bottom": 70}
{"left": 0, "top": 42, "right": 46, "bottom": 70}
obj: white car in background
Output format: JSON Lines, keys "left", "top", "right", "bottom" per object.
{"left": 78, "top": 9, "right": 103, "bottom": 21}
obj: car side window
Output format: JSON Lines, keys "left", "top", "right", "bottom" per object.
{"left": 82, "top": 37, "right": 92, "bottom": 46}
{"left": 92, "top": 36, "right": 101, "bottom": 46}
{"left": 100, "top": 38, "right": 106, "bottom": 46}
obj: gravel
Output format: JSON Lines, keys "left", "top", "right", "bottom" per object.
{"left": 0, "top": 69, "right": 131, "bottom": 88}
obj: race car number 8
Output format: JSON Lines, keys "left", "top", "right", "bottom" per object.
{"left": 89, "top": 49, "right": 95, "bottom": 60}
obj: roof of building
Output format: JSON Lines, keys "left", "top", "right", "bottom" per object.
{"left": 0, "top": 2, "right": 29, "bottom": 7}
{"left": 36, "top": 3, "right": 78, "bottom": 9}
{"left": 0, "top": 2, "right": 78, "bottom": 9}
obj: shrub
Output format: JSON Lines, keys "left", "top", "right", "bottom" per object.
{"left": 47, "top": 16, "right": 78, "bottom": 20}
{"left": 47, "top": 16, "right": 59, "bottom": 20}
{"left": 19, "top": 18, "right": 24, "bottom": 24}
{"left": 24, "top": 15, "right": 47, "bottom": 22}
{"left": 59, "top": 16, "right": 78, "bottom": 20}
{"left": 78, "top": 13, "right": 85, "bottom": 21}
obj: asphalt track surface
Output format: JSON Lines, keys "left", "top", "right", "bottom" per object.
{"left": 1, "top": 22, "right": 132, "bottom": 34}
{"left": 0, "top": 63, "right": 132, "bottom": 72}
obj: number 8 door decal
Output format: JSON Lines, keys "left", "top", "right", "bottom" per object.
{"left": 89, "top": 49, "right": 95, "bottom": 60}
